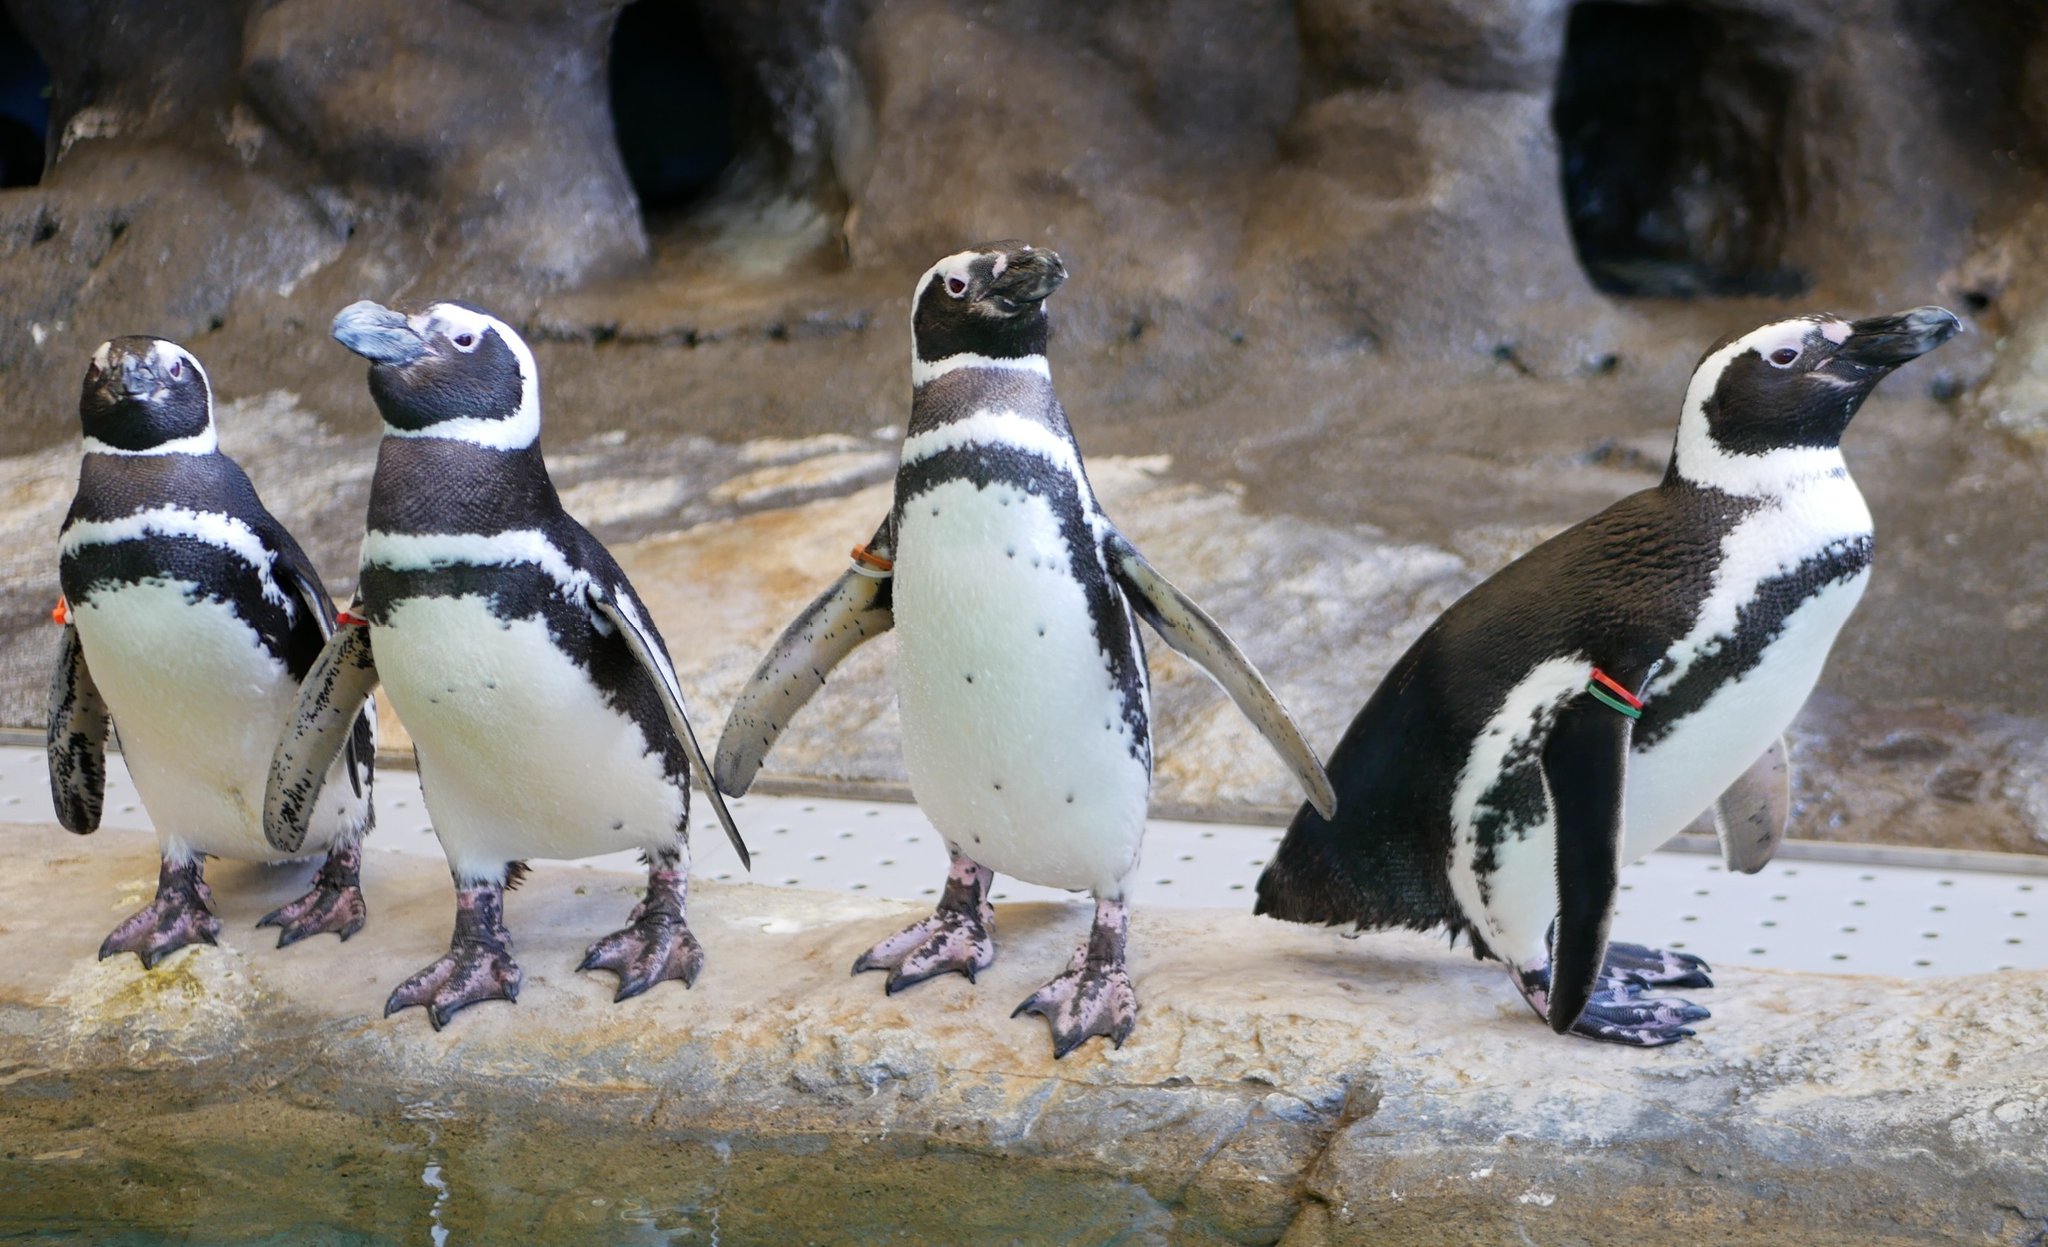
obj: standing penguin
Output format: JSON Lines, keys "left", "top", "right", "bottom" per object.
{"left": 49, "top": 336, "right": 375, "bottom": 967}
{"left": 715, "top": 241, "right": 1336, "bottom": 1057}
{"left": 270, "top": 299, "right": 748, "bottom": 1029}
{"left": 1256, "top": 307, "right": 1961, "bottom": 1045}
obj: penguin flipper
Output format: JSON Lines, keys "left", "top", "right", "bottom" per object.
{"left": 711, "top": 562, "right": 894, "bottom": 799}
{"left": 1102, "top": 530, "right": 1336, "bottom": 818}
{"left": 46, "top": 622, "right": 110, "bottom": 834}
{"left": 266, "top": 618, "right": 379, "bottom": 854}
{"left": 586, "top": 582, "right": 753, "bottom": 872}
{"left": 1712, "top": 736, "right": 1789, "bottom": 874}
{"left": 1537, "top": 693, "right": 1632, "bottom": 1035}
{"left": 275, "top": 559, "right": 375, "bottom": 801}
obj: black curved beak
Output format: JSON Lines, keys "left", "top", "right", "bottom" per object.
{"left": 333, "top": 300, "right": 426, "bottom": 366}
{"left": 988, "top": 246, "right": 1067, "bottom": 309}
{"left": 1837, "top": 306, "right": 1962, "bottom": 369}
{"left": 113, "top": 352, "right": 157, "bottom": 398}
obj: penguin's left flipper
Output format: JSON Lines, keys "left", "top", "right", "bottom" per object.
{"left": 1103, "top": 530, "right": 1337, "bottom": 818}
{"left": 586, "top": 581, "right": 752, "bottom": 871}
{"left": 1537, "top": 689, "right": 1709, "bottom": 1046}
{"left": 47, "top": 622, "right": 110, "bottom": 834}
{"left": 1712, "top": 736, "right": 1789, "bottom": 875}
{"left": 266, "top": 616, "right": 379, "bottom": 854}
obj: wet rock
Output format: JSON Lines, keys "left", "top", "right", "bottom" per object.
{"left": 1863, "top": 731, "right": 1956, "bottom": 763}
{"left": 1929, "top": 765, "right": 1984, "bottom": 803}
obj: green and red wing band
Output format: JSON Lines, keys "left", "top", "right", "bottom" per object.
{"left": 1587, "top": 666, "right": 1644, "bottom": 720}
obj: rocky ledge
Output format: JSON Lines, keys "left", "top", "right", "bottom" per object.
{"left": 0, "top": 819, "right": 2042, "bottom": 1245}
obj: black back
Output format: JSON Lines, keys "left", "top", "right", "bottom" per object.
{"left": 1256, "top": 479, "right": 1772, "bottom": 932}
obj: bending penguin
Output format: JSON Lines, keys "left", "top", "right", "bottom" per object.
{"left": 49, "top": 336, "right": 375, "bottom": 967}
{"left": 715, "top": 241, "right": 1336, "bottom": 1057}
{"left": 1256, "top": 306, "right": 1961, "bottom": 1045}
{"left": 269, "top": 298, "right": 748, "bottom": 1029}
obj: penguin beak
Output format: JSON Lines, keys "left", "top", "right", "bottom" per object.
{"left": 112, "top": 352, "right": 156, "bottom": 399}
{"left": 988, "top": 247, "right": 1067, "bottom": 310}
{"left": 1835, "top": 306, "right": 1962, "bottom": 370}
{"left": 333, "top": 301, "right": 427, "bottom": 366}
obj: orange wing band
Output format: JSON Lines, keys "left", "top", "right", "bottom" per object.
{"left": 850, "top": 544, "right": 895, "bottom": 573}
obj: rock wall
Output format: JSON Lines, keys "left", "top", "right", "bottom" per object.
{"left": 0, "top": 0, "right": 2044, "bottom": 848}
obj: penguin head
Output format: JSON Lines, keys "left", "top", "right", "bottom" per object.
{"left": 77, "top": 337, "right": 218, "bottom": 455}
{"left": 911, "top": 241, "right": 1067, "bottom": 377}
{"left": 1673, "top": 305, "right": 1960, "bottom": 494}
{"left": 331, "top": 299, "right": 540, "bottom": 450}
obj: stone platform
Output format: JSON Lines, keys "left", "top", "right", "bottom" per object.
{"left": 2, "top": 820, "right": 2042, "bottom": 1245}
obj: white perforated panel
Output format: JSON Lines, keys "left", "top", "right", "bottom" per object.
{"left": 3, "top": 745, "right": 2038, "bottom": 977}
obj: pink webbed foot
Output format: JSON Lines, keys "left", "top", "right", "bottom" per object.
{"left": 385, "top": 881, "right": 521, "bottom": 1030}
{"left": 853, "top": 850, "right": 995, "bottom": 993}
{"left": 99, "top": 857, "right": 221, "bottom": 969}
{"left": 580, "top": 863, "right": 704, "bottom": 1001}
{"left": 1013, "top": 896, "right": 1138, "bottom": 1059}
{"left": 257, "top": 841, "right": 367, "bottom": 948}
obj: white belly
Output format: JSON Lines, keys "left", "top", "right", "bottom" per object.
{"left": 895, "top": 480, "right": 1150, "bottom": 895}
{"left": 73, "top": 579, "right": 364, "bottom": 861}
{"left": 1624, "top": 568, "right": 1870, "bottom": 859}
{"left": 373, "top": 595, "right": 684, "bottom": 878}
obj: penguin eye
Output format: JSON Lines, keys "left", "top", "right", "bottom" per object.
{"left": 451, "top": 332, "right": 479, "bottom": 351}
{"left": 168, "top": 357, "right": 184, "bottom": 379}
{"left": 946, "top": 277, "right": 967, "bottom": 297}
{"left": 1768, "top": 347, "right": 1800, "bottom": 368}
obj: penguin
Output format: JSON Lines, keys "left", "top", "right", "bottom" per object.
{"left": 269, "top": 298, "right": 748, "bottom": 1029}
{"left": 714, "top": 241, "right": 1337, "bottom": 1058}
{"left": 1255, "top": 306, "right": 1962, "bottom": 1045}
{"left": 48, "top": 336, "right": 376, "bottom": 968}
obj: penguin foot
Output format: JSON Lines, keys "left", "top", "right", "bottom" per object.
{"left": 257, "top": 843, "right": 366, "bottom": 948}
{"left": 1011, "top": 896, "right": 1136, "bottom": 1059}
{"left": 384, "top": 883, "right": 520, "bottom": 1030}
{"left": 852, "top": 850, "right": 996, "bottom": 993}
{"left": 1602, "top": 941, "right": 1713, "bottom": 990}
{"left": 99, "top": 857, "right": 221, "bottom": 969}
{"left": 853, "top": 906, "right": 996, "bottom": 993}
{"left": 1569, "top": 984, "right": 1712, "bottom": 1046}
{"left": 580, "top": 866, "right": 703, "bottom": 1001}
{"left": 1512, "top": 959, "right": 1710, "bottom": 1047}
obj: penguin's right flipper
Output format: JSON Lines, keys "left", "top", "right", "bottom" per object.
{"left": 712, "top": 555, "right": 895, "bottom": 799}
{"left": 1712, "top": 736, "right": 1789, "bottom": 875}
{"left": 1537, "top": 693, "right": 1633, "bottom": 1036}
{"left": 46, "top": 622, "right": 110, "bottom": 834}
{"left": 266, "top": 616, "right": 379, "bottom": 854}
{"left": 1102, "top": 530, "right": 1336, "bottom": 818}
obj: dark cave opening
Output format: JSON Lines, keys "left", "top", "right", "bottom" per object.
{"left": 0, "top": 7, "right": 49, "bottom": 189}
{"left": 1552, "top": 2, "right": 1809, "bottom": 299}
{"left": 608, "top": 0, "right": 738, "bottom": 218}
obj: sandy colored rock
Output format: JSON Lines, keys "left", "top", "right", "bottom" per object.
{"left": 1, "top": 818, "right": 2043, "bottom": 1244}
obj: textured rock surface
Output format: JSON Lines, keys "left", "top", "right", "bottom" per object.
{"left": 1, "top": 819, "right": 2043, "bottom": 1244}
{"left": 0, "top": 0, "right": 2042, "bottom": 855}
